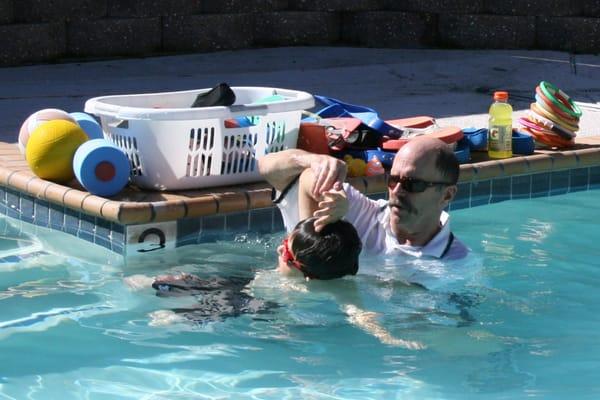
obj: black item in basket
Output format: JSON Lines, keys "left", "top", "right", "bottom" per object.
{"left": 191, "top": 83, "right": 236, "bottom": 108}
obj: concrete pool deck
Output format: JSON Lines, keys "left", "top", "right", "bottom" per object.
{"left": 0, "top": 47, "right": 599, "bottom": 254}
{"left": 1, "top": 47, "right": 600, "bottom": 140}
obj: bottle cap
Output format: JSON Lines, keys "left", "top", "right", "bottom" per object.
{"left": 493, "top": 91, "right": 509, "bottom": 101}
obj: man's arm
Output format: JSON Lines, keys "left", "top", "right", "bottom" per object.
{"left": 257, "top": 149, "right": 347, "bottom": 197}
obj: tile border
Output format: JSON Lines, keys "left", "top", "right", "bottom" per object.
{"left": 1, "top": 141, "right": 600, "bottom": 256}
{"left": 3, "top": 165, "right": 600, "bottom": 256}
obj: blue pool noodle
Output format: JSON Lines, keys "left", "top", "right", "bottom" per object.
{"left": 70, "top": 112, "right": 103, "bottom": 139}
{"left": 73, "top": 139, "right": 130, "bottom": 197}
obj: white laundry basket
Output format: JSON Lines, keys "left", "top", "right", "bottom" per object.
{"left": 84, "top": 86, "right": 314, "bottom": 190}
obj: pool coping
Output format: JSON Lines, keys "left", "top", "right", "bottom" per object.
{"left": 1, "top": 138, "right": 600, "bottom": 256}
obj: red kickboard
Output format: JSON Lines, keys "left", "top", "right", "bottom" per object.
{"left": 386, "top": 116, "right": 436, "bottom": 129}
{"left": 381, "top": 126, "right": 464, "bottom": 151}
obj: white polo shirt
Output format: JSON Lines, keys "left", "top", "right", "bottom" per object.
{"left": 272, "top": 176, "right": 302, "bottom": 234}
{"left": 344, "top": 183, "right": 468, "bottom": 260}
{"left": 273, "top": 178, "right": 468, "bottom": 261}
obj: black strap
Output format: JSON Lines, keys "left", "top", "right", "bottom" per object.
{"left": 441, "top": 232, "right": 455, "bottom": 258}
{"left": 272, "top": 174, "right": 301, "bottom": 204}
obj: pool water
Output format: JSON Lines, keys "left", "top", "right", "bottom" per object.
{"left": 1, "top": 190, "right": 599, "bottom": 399}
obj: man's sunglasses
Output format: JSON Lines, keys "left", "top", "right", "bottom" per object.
{"left": 387, "top": 175, "right": 453, "bottom": 193}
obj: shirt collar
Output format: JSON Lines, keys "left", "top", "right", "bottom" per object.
{"left": 383, "top": 209, "right": 453, "bottom": 258}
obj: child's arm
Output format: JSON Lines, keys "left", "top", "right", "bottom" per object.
{"left": 331, "top": 280, "right": 426, "bottom": 350}
{"left": 343, "top": 304, "right": 426, "bottom": 350}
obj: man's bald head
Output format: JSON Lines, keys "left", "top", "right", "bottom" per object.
{"left": 395, "top": 137, "right": 459, "bottom": 184}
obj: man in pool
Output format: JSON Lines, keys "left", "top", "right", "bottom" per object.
{"left": 258, "top": 136, "right": 469, "bottom": 260}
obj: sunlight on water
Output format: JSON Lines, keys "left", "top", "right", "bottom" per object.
{"left": 0, "top": 191, "right": 600, "bottom": 399}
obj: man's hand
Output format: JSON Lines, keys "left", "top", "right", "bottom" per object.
{"left": 313, "top": 182, "right": 348, "bottom": 232}
{"left": 308, "top": 155, "right": 347, "bottom": 198}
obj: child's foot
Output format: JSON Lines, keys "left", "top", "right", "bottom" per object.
{"left": 148, "top": 309, "right": 186, "bottom": 327}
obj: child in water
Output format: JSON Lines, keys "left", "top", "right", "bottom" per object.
{"left": 134, "top": 217, "right": 361, "bottom": 325}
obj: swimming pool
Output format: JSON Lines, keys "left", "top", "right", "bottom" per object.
{"left": 0, "top": 189, "right": 599, "bottom": 399}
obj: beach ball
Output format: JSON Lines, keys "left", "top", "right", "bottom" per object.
{"left": 18, "top": 108, "right": 76, "bottom": 154}
{"left": 70, "top": 112, "right": 103, "bottom": 140}
{"left": 26, "top": 120, "right": 89, "bottom": 183}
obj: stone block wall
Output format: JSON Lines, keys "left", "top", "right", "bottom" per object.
{"left": 0, "top": 0, "right": 599, "bottom": 66}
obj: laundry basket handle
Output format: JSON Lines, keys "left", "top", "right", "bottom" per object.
{"left": 228, "top": 104, "right": 270, "bottom": 118}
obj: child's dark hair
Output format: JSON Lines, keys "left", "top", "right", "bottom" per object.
{"left": 290, "top": 217, "right": 361, "bottom": 280}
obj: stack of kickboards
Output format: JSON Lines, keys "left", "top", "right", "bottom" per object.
{"left": 518, "top": 81, "right": 581, "bottom": 148}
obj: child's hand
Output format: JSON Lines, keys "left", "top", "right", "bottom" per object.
{"left": 313, "top": 182, "right": 348, "bottom": 232}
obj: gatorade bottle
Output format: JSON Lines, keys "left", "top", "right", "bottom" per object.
{"left": 488, "top": 91, "right": 513, "bottom": 159}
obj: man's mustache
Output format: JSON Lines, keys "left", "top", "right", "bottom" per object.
{"left": 389, "top": 197, "right": 415, "bottom": 214}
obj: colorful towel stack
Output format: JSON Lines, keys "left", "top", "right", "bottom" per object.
{"left": 518, "top": 81, "right": 581, "bottom": 148}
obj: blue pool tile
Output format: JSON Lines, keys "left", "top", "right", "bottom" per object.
{"left": 79, "top": 213, "right": 96, "bottom": 236}
{"left": 94, "top": 235, "right": 112, "bottom": 251}
{"left": 110, "top": 223, "right": 125, "bottom": 246}
{"left": 589, "top": 166, "right": 600, "bottom": 189}
{"left": 111, "top": 241, "right": 124, "bottom": 255}
{"left": 530, "top": 172, "right": 550, "bottom": 198}
{"left": 249, "top": 207, "right": 275, "bottom": 233}
{"left": 449, "top": 199, "right": 470, "bottom": 211}
{"left": 78, "top": 229, "right": 94, "bottom": 243}
{"left": 5, "top": 188, "right": 19, "bottom": 206}
{"left": 176, "top": 217, "right": 201, "bottom": 246}
{"left": 5, "top": 189, "right": 20, "bottom": 219}
{"left": 550, "top": 170, "right": 569, "bottom": 195}
{"left": 5, "top": 206, "right": 19, "bottom": 219}
{"left": 111, "top": 222, "right": 124, "bottom": 234}
{"left": 49, "top": 204, "right": 65, "bottom": 231}
{"left": 511, "top": 175, "right": 531, "bottom": 199}
{"left": 455, "top": 182, "right": 471, "bottom": 199}
{"left": 226, "top": 211, "right": 249, "bottom": 232}
{"left": 33, "top": 199, "right": 50, "bottom": 227}
{"left": 202, "top": 214, "right": 226, "bottom": 232}
{"left": 470, "top": 180, "right": 491, "bottom": 207}
{"left": 569, "top": 168, "right": 589, "bottom": 192}
{"left": 64, "top": 208, "right": 80, "bottom": 235}
{"left": 95, "top": 218, "right": 111, "bottom": 242}
{"left": 273, "top": 208, "right": 285, "bottom": 232}
{"left": 490, "top": 177, "right": 511, "bottom": 204}
{"left": 177, "top": 236, "right": 198, "bottom": 247}
{"left": 20, "top": 195, "right": 34, "bottom": 223}
{"left": 450, "top": 183, "right": 471, "bottom": 210}
{"left": 197, "top": 232, "right": 219, "bottom": 244}
{"left": 199, "top": 215, "right": 226, "bottom": 242}
{"left": 0, "top": 186, "right": 6, "bottom": 203}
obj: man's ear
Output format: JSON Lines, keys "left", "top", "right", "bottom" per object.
{"left": 441, "top": 184, "right": 457, "bottom": 208}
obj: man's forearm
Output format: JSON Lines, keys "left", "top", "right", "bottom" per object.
{"left": 257, "top": 149, "right": 316, "bottom": 191}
